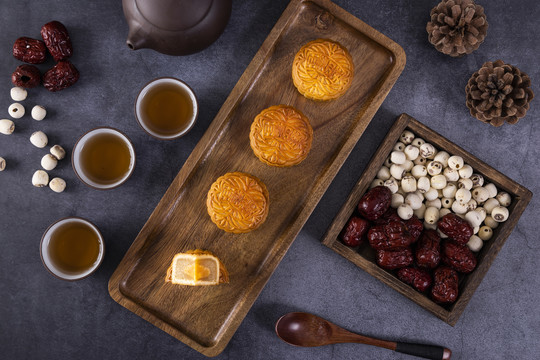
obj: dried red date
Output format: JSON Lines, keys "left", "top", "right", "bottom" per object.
{"left": 11, "top": 65, "right": 41, "bottom": 88}
{"left": 13, "top": 37, "right": 47, "bottom": 64}
{"left": 397, "top": 267, "right": 432, "bottom": 292}
{"left": 404, "top": 215, "right": 423, "bottom": 242}
{"left": 376, "top": 248, "right": 413, "bottom": 270}
{"left": 441, "top": 240, "right": 477, "bottom": 273}
{"left": 415, "top": 229, "right": 441, "bottom": 269}
{"left": 43, "top": 60, "right": 80, "bottom": 92}
{"left": 373, "top": 207, "right": 401, "bottom": 225}
{"left": 340, "top": 216, "right": 369, "bottom": 247}
{"left": 368, "top": 221, "right": 414, "bottom": 250}
{"left": 431, "top": 266, "right": 459, "bottom": 304}
{"left": 41, "top": 21, "right": 73, "bottom": 61}
{"left": 357, "top": 186, "right": 391, "bottom": 221}
{"left": 437, "top": 213, "right": 473, "bottom": 245}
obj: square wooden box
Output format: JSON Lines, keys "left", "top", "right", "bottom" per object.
{"left": 321, "top": 113, "right": 532, "bottom": 326}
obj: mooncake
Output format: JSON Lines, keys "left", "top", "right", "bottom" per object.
{"left": 292, "top": 38, "right": 354, "bottom": 101}
{"left": 250, "top": 105, "right": 313, "bottom": 167}
{"left": 206, "top": 172, "right": 269, "bottom": 233}
{"left": 165, "top": 249, "right": 229, "bottom": 286}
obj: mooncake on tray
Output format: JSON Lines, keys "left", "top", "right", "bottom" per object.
{"left": 206, "top": 172, "right": 270, "bottom": 233}
{"left": 292, "top": 38, "right": 354, "bottom": 101}
{"left": 250, "top": 105, "right": 313, "bottom": 167}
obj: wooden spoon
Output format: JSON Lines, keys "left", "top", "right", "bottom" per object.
{"left": 275, "top": 312, "right": 451, "bottom": 360}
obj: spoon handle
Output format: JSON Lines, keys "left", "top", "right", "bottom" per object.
{"left": 395, "top": 342, "right": 452, "bottom": 360}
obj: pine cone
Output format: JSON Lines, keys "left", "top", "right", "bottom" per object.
{"left": 426, "top": 0, "right": 488, "bottom": 57}
{"left": 466, "top": 60, "right": 534, "bottom": 126}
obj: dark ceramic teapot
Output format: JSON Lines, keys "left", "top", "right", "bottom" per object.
{"left": 123, "top": 0, "right": 232, "bottom": 56}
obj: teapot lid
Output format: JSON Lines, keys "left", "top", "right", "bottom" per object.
{"left": 135, "top": 0, "right": 214, "bottom": 31}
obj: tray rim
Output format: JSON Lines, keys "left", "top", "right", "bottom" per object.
{"left": 321, "top": 113, "right": 533, "bottom": 326}
{"left": 108, "top": 0, "right": 406, "bottom": 356}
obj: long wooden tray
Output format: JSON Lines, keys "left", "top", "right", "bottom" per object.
{"left": 108, "top": 0, "right": 405, "bottom": 356}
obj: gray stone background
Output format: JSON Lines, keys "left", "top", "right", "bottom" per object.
{"left": 0, "top": 0, "right": 538, "bottom": 359}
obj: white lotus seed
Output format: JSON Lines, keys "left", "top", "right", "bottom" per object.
{"left": 391, "top": 151, "right": 406, "bottom": 164}
{"left": 390, "top": 164, "right": 406, "bottom": 180}
{"left": 492, "top": 206, "right": 509, "bottom": 222}
{"left": 8, "top": 103, "right": 25, "bottom": 119}
{"left": 404, "top": 145, "right": 420, "bottom": 161}
{"left": 30, "top": 131, "right": 48, "bottom": 148}
{"left": 413, "top": 157, "right": 427, "bottom": 166}
{"left": 484, "top": 216, "right": 499, "bottom": 229}
{"left": 411, "top": 165, "right": 427, "bottom": 178}
{"left": 448, "top": 155, "right": 464, "bottom": 170}
{"left": 472, "top": 187, "right": 489, "bottom": 203}
{"left": 49, "top": 177, "right": 66, "bottom": 193}
{"left": 384, "top": 156, "right": 392, "bottom": 167}
{"left": 439, "top": 208, "right": 452, "bottom": 218}
{"left": 442, "top": 183, "right": 457, "bottom": 198}
{"left": 411, "top": 137, "right": 425, "bottom": 147}
{"left": 402, "top": 160, "right": 414, "bottom": 172}
{"left": 384, "top": 178, "right": 399, "bottom": 194}
{"left": 0, "top": 119, "right": 15, "bottom": 135}
{"left": 457, "top": 178, "right": 473, "bottom": 190}
{"left": 483, "top": 198, "right": 500, "bottom": 214}
{"left": 41, "top": 154, "right": 58, "bottom": 171}
{"left": 466, "top": 199, "right": 477, "bottom": 211}
{"left": 417, "top": 177, "right": 431, "bottom": 193}
{"left": 401, "top": 175, "right": 417, "bottom": 193}
{"left": 478, "top": 226, "right": 493, "bottom": 241}
{"left": 0, "top": 157, "right": 5, "bottom": 171}
{"left": 441, "top": 197, "right": 453, "bottom": 208}
{"left": 10, "top": 87, "right": 27, "bottom": 101}
{"left": 414, "top": 204, "right": 426, "bottom": 219}
{"left": 427, "top": 161, "right": 443, "bottom": 176}
{"left": 391, "top": 193, "right": 404, "bottom": 208}
{"left": 400, "top": 131, "right": 415, "bottom": 144}
{"left": 443, "top": 167, "right": 459, "bottom": 182}
{"left": 376, "top": 166, "right": 390, "bottom": 181}
{"left": 473, "top": 225, "right": 480, "bottom": 234}
{"left": 458, "top": 164, "right": 473, "bottom": 179}
{"left": 424, "top": 206, "right": 440, "bottom": 224}
{"left": 424, "top": 187, "right": 439, "bottom": 201}
{"left": 465, "top": 211, "right": 483, "bottom": 228}
{"left": 50, "top": 145, "right": 66, "bottom": 160}
{"left": 370, "top": 178, "right": 384, "bottom": 188}
{"left": 32, "top": 170, "right": 49, "bottom": 187}
{"left": 419, "top": 143, "right": 436, "bottom": 159}
{"left": 496, "top": 192, "right": 511, "bottom": 207}
{"left": 425, "top": 198, "right": 441, "bottom": 209}
{"left": 455, "top": 188, "right": 472, "bottom": 204}
{"left": 397, "top": 203, "right": 413, "bottom": 220}
{"left": 471, "top": 174, "right": 484, "bottom": 187}
{"left": 451, "top": 200, "right": 468, "bottom": 214}
{"left": 475, "top": 207, "right": 487, "bottom": 222}
{"left": 433, "top": 151, "right": 450, "bottom": 167}
{"left": 405, "top": 193, "right": 423, "bottom": 210}
{"left": 393, "top": 142, "right": 406, "bottom": 151}
{"left": 430, "top": 174, "right": 447, "bottom": 190}
{"left": 484, "top": 183, "right": 498, "bottom": 198}
{"left": 467, "top": 235, "right": 483, "bottom": 252}
{"left": 31, "top": 105, "right": 47, "bottom": 121}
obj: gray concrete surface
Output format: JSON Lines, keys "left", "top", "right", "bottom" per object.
{"left": 0, "top": 0, "right": 538, "bottom": 359}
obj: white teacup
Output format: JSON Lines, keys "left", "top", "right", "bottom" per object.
{"left": 40, "top": 217, "right": 105, "bottom": 281}
{"left": 72, "top": 127, "right": 136, "bottom": 190}
{"left": 135, "top": 77, "right": 198, "bottom": 140}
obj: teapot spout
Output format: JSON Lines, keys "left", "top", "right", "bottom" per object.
{"left": 126, "top": 25, "right": 149, "bottom": 50}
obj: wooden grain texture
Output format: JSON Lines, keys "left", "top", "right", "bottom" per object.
{"left": 108, "top": 0, "right": 406, "bottom": 356}
{"left": 322, "top": 113, "right": 533, "bottom": 326}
